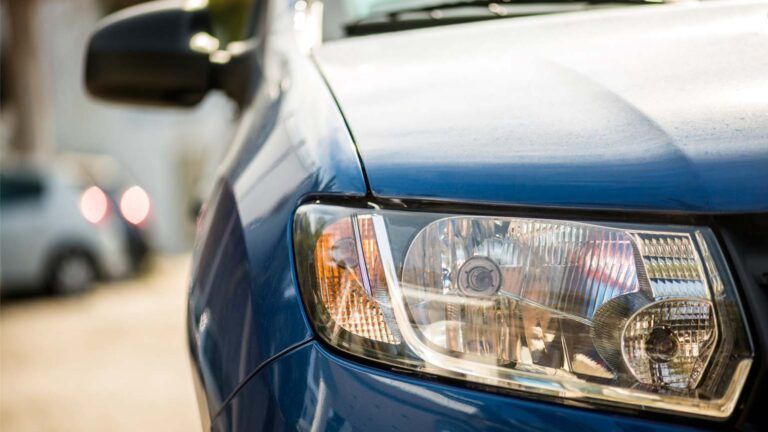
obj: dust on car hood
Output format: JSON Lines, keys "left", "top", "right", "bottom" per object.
{"left": 314, "top": 0, "right": 768, "bottom": 212}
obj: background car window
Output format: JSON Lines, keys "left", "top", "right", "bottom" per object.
{"left": 0, "top": 174, "right": 45, "bottom": 206}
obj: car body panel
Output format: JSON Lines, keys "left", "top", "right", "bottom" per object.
{"left": 187, "top": 12, "right": 368, "bottom": 417}
{"left": 315, "top": 0, "right": 768, "bottom": 212}
{"left": 213, "top": 341, "right": 707, "bottom": 432}
{"left": 186, "top": 0, "right": 768, "bottom": 429}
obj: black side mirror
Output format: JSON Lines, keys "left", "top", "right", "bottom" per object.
{"left": 85, "top": 1, "right": 214, "bottom": 107}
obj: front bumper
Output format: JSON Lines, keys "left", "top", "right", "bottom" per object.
{"left": 213, "top": 341, "right": 708, "bottom": 432}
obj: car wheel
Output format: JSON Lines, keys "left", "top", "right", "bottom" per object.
{"left": 50, "top": 252, "right": 96, "bottom": 295}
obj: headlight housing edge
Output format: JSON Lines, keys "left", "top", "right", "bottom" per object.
{"left": 293, "top": 201, "right": 754, "bottom": 419}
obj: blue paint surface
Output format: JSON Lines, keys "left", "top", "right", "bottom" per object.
{"left": 187, "top": 1, "right": 768, "bottom": 429}
{"left": 316, "top": 1, "right": 768, "bottom": 212}
{"left": 215, "top": 342, "right": 709, "bottom": 432}
{"left": 187, "top": 38, "right": 368, "bottom": 418}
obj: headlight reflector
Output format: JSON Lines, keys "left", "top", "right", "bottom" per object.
{"left": 294, "top": 204, "right": 753, "bottom": 418}
{"left": 621, "top": 299, "right": 716, "bottom": 388}
{"left": 312, "top": 215, "right": 398, "bottom": 343}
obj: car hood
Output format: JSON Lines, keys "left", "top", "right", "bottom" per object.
{"left": 314, "top": 0, "right": 768, "bottom": 213}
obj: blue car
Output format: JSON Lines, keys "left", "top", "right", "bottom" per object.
{"left": 85, "top": 0, "right": 767, "bottom": 430}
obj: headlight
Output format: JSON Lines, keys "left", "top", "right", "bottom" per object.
{"left": 293, "top": 204, "right": 753, "bottom": 418}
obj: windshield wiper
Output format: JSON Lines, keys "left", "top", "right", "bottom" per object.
{"left": 345, "top": 0, "right": 664, "bottom": 37}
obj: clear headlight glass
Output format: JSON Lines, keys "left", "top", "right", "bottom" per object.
{"left": 293, "top": 204, "right": 753, "bottom": 418}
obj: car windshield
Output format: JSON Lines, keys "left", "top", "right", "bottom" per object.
{"left": 321, "top": 0, "right": 665, "bottom": 40}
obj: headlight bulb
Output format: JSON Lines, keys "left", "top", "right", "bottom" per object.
{"left": 457, "top": 256, "right": 502, "bottom": 297}
{"left": 621, "top": 299, "right": 716, "bottom": 389}
{"left": 645, "top": 326, "right": 679, "bottom": 363}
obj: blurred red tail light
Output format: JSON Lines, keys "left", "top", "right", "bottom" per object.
{"left": 120, "top": 185, "right": 150, "bottom": 225}
{"left": 80, "top": 186, "right": 109, "bottom": 224}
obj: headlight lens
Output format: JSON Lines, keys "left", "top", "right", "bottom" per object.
{"left": 294, "top": 204, "right": 753, "bottom": 418}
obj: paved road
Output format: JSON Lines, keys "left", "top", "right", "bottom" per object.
{"left": 1, "top": 255, "right": 201, "bottom": 432}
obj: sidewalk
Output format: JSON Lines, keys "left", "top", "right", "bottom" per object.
{"left": 0, "top": 255, "right": 201, "bottom": 432}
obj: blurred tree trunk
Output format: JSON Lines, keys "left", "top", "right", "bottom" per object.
{"left": 5, "top": 0, "right": 55, "bottom": 156}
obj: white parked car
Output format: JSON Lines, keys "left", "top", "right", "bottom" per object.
{"left": 0, "top": 164, "right": 131, "bottom": 294}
